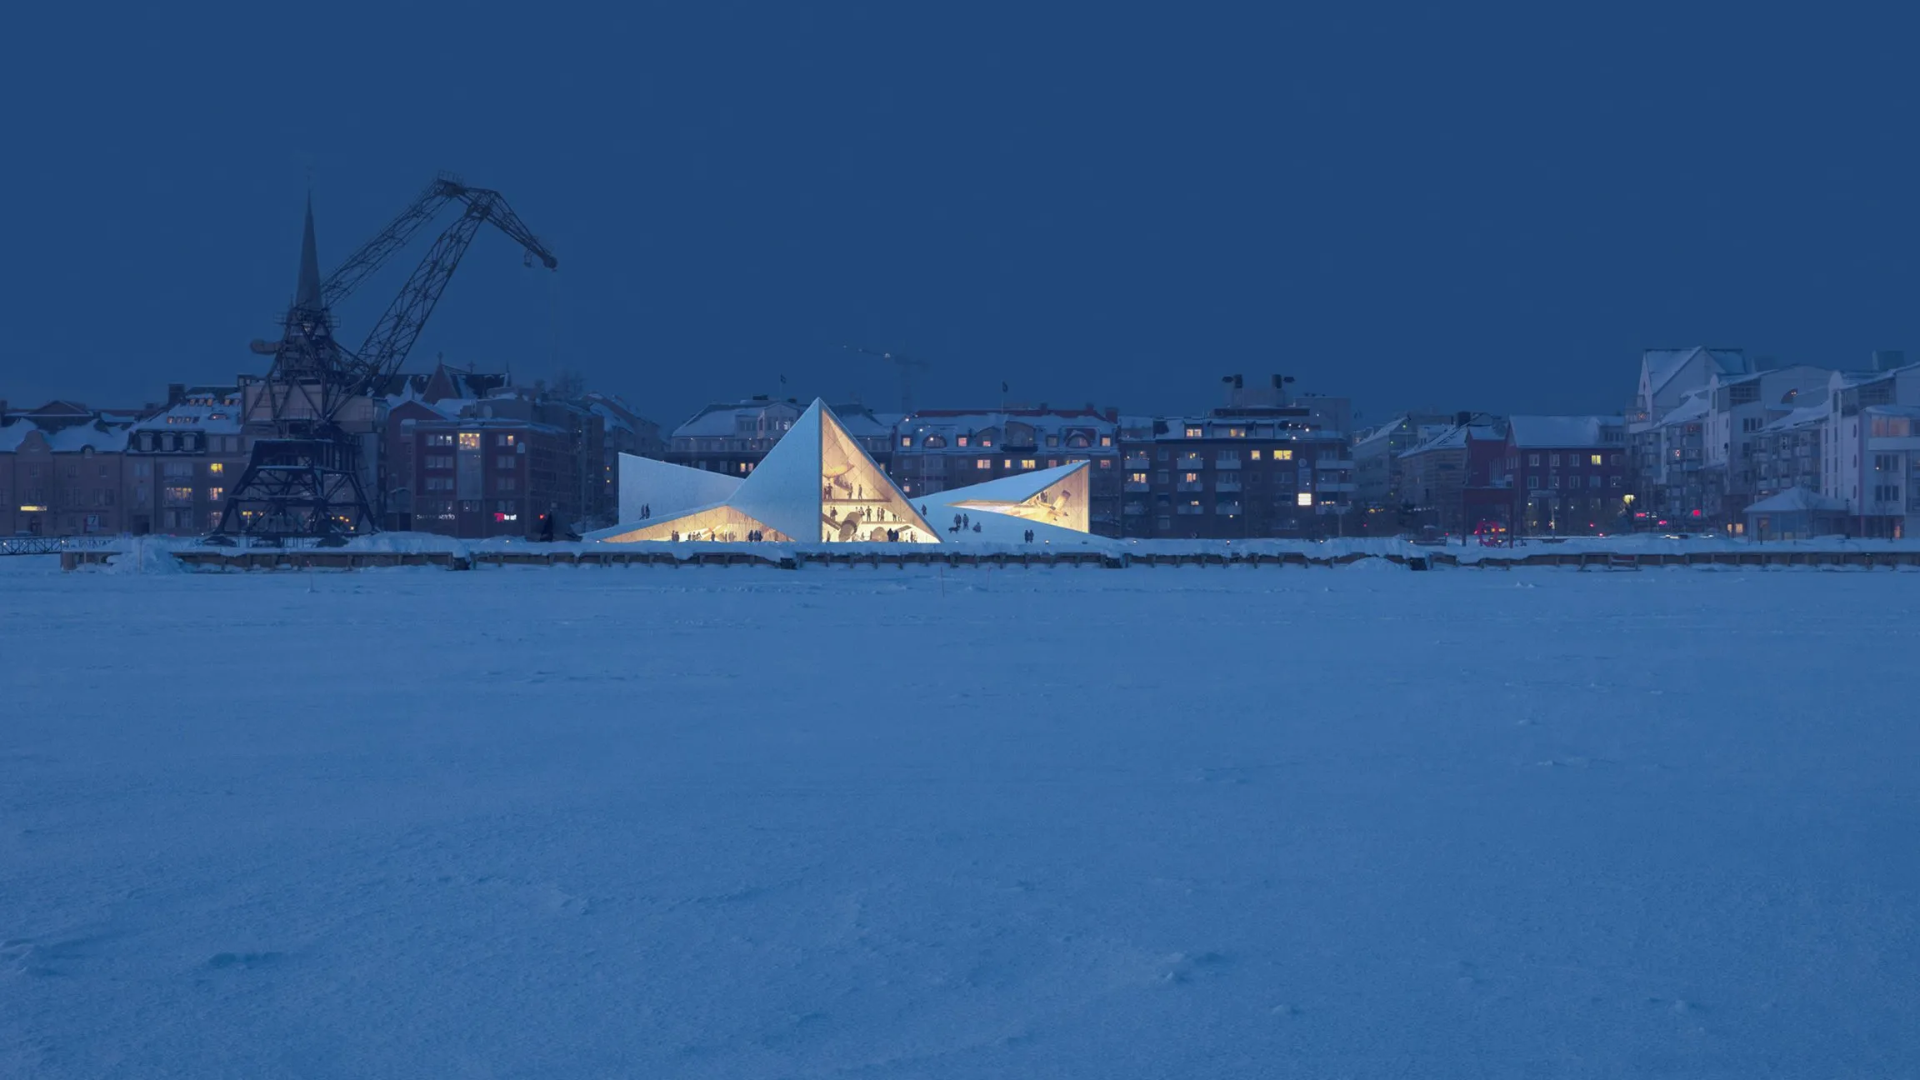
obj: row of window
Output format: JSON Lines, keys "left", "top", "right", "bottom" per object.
{"left": 419, "top": 454, "right": 521, "bottom": 471}
{"left": 1517, "top": 453, "right": 1621, "bottom": 468}
{"left": 1525, "top": 475, "right": 1621, "bottom": 490}
{"left": 902, "top": 433, "right": 1111, "bottom": 450}
{"left": 134, "top": 432, "right": 241, "bottom": 454}
{"left": 423, "top": 433, "right": 519, "bottom": 449}
{"left": 425, "top": 477, "right": 519, "bottom": 493}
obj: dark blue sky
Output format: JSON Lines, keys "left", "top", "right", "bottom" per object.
{"left": 3, "top": 4, "right": 1916, "bottom": 427}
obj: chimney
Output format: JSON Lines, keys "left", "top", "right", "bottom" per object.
{"left": 167, "top": 383, "right": 186, "bottom": 406}
{"left": 1456, "top": 410, "right": 1472, "bottom": 427}
{"left": 1873, "top": 349, "right": 1905, "bottom": 372}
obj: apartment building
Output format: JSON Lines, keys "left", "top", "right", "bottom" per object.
{"left": 1823, "top": 361, "right": 1920, "bottom": 538}
{"left": 122, "top": 387, "right": 250, "bottom": 535}
{"left": 1352, "top": 412, "right": 1456, "bottom": 515}
{"left": 404, "top": 418, "right": 581, "bottom": 539}
{"left": 1490, "top": 416, "right": 1627, "bottom": 534}
{"left": 1119, "top": 378, "right": 1353, "bottom": 539}
{"left": 0, "top": 402, "right": 132, "bottom": 537}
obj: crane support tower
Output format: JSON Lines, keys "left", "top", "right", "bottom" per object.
{"left": 216, "top": 174, "right": 557, "bottom": 542}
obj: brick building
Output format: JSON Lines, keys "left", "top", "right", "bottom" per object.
{"left": 1119, "top": 377, "right": 1354, "bottom": 539}
{"left": 1491, "top": 416, "right": 1628, "bottom": 535}
{"left": 1396, "top": 419, "right": 1507, "bottom": 537}
{"left": 405, "top": 417, "right": 581, "bottom": 538}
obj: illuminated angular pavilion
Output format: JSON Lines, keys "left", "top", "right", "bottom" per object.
{"left": 596, "top": 400, "right": 939, "bottom": 543}
{"left": 930, "top": 460, "right": 1089, "bottom": 535}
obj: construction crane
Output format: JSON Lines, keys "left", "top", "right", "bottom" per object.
{"left": 216, "top": 174, "right": 558, "bottom": 542}
{"left": 844, "top": 345, "right": 931, "bottom": 413}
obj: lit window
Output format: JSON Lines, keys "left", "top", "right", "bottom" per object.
{"left": 1250, "top": 450, "right": 1262, "bottom": 460}
{"left": 1185, "top": 427, "right": 1203, "bottom": 438}
{"left": 1228, "top": 427, "right": 1245, "bottom": 438}
{"left": 1296, "top": 492, "right": 1313, "bottom": 506}
{"left": 1590, "top": 454, "right": 1602, "bottom": 466}
{"left": 1274, "top": 449, "right": 1293, "bottom": 461}
{"left": 957, "top": 436, "right": 969, "bottom": 447}
{"left": 1129, "top": 472, "right": 1148, "bottom": 483}
{"left": 901, "top": 437, "right": 912, "bottom": 447}
{"left": 1100, "top": 435, "right": 1111, "bottom": 446}
{"left": 1184, "top": 472, "right": 1200, "bottom": 482}
{"left": 458, "top": 433, "right": 481, "bottom": 450}
{"left": 1004, "top": 459, "right": 1012, "bottom": 469}
{"left": 207, "top": 462, "right": 224, "bottom": 476}
{"left": 497, "top": 434, "right": 517, "bottom": 447}
{"left": 976, "top": 459, "right": 992, "bottom": 469}
{"left": 207, "top": 486, "right": 224, "bottom": 504}
{"left": 1020, "top": 459, "right": 1037, "bottom": 470}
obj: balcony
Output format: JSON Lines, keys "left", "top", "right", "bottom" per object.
{"left": 1176, "top": 503, "right": 1204, "bottom": 515}
{"left": 1176, "top": 480, "right": 1205, "bottom": 493}
{"left": 1175, "top": 454, "right": 1205, "bottom": 470}
{"left": 1214, "top": 478, "right": 1242, "bottom": 493}
{"left": 1214, "top": 457, "right": 1242, "bottom": 470}
{"left": 1124, "top": 454, "right": 1151, "bottom": 470}
{"left": 1316, "top": 458, "right": 1355, "bottom": 471}
{"left": 1315, "top": 480, "right": 1357, "bottom": 493}
{"left": 1215, "top": 501, "right": 1242, "bottom": 516}
{"left": 1123, "top": 480, "right": 1150, "bottom": 494}
{"left": 1123, "top": 501, "right": 1149, "bottom": 517}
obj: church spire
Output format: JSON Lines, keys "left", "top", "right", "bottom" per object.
{"left": 294, "top": 194, "right": 323, "bottom": 311}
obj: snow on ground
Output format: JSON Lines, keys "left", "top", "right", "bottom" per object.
{"left": 3, "top": 563, "right": 1917, "bottom": 1078}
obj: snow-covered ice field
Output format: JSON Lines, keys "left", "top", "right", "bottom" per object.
{"left": 3, "top": 558, "right": 1917, "bottom": 1078}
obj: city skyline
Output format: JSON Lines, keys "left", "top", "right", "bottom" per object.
{"left": 8, "top": 6, "right": 1920, "bottom": 425}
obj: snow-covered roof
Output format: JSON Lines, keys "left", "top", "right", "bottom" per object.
{"left": 1644, "top": 346, "right": 1749, "bottom": 397}
{"left": 0, "top": 418, "right": 131, "bottom": 452}
{"left": 1353, "top": 418, "right": 1408, "bottom": 448}
{"left": 1745, "top": 486, "right": 1847, "bottom": 514}
{"left": 131, "top": 400, "right": 242, "bottom": 434}
{"left": 47, "top": 423, "right": 130, "bottom": 453}
{"left": 673, "top": 399, "right": 805, "bottom": 438}
{"left": 1399, "top": 424, "right": 1497, "bottom": 458}
{"left": 1760, "top": 403, "right": 1829, "bottom": 433}
{"left": 830, "top": 406, "right": 904, "bottom": 438}
{"left": 903, "top": 410, "right": 1112, "bottom": 436}
{"left": 590, "top": 401, "right": 634, "bottom": 433}
{"left": 1656, "top": 392, "right": 1711, "bottom": 428}
{"left": 1508, "top": 415, "right": 1623, "bottom": 448}
{"left": 0, "top": 421, "right": 38, "bottom": 453}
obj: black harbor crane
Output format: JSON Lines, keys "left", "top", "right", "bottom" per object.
{"left": 215, "top": 175, "right": 558, "bottom": 542}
